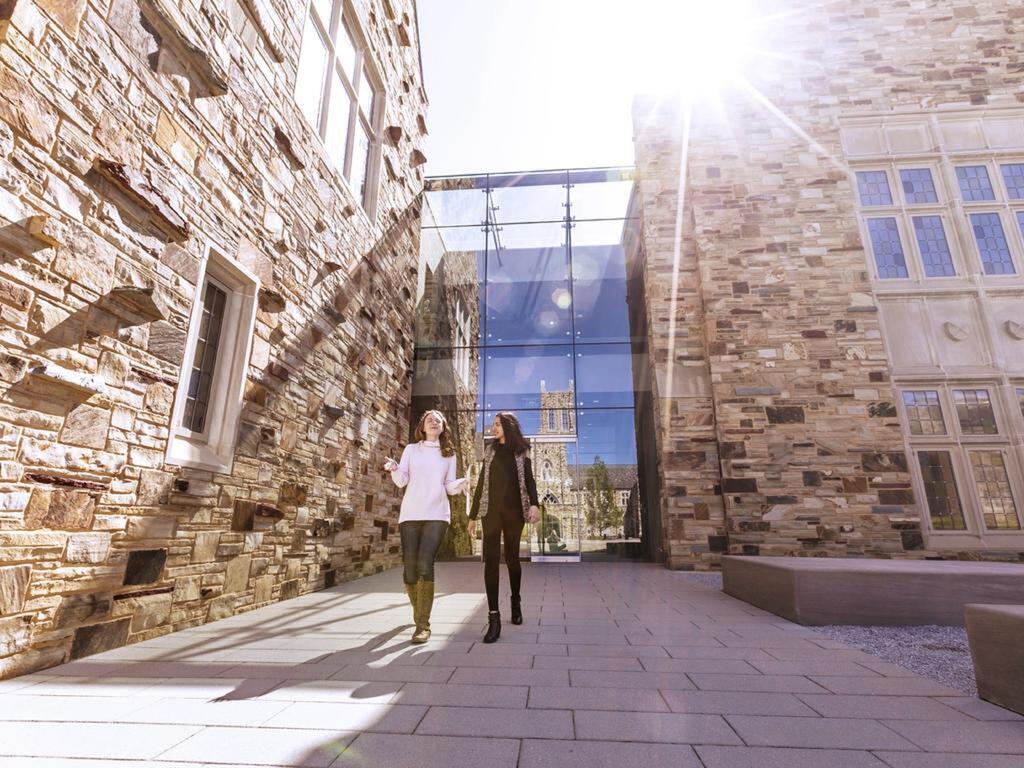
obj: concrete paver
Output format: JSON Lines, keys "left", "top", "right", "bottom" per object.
{"left": 0, "top": 562, "right": 1020, "bottom": 766}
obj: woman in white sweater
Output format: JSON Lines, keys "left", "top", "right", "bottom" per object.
{"left": 385, "top": 410, "right": 467, "bottom": 643}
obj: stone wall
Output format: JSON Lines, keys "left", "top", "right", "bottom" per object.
{"left": 634, "top": 0, "right": 1024, "bottom": 568}
{"left": 0, "top": 0, "right": 428, "bottom": 677}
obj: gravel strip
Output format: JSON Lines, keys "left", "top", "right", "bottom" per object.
{"left": 813, "top": 624, "right": 976, "bottom": 694}
{"left": 672, "top": 571, "right": 975, "bottom": 693}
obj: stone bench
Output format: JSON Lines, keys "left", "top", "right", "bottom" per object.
{"left": 722, "top": 556, "right": 1024, "bottom": 626}
{"left": 965, "top": 604, "right": 1024, "bottom": 715}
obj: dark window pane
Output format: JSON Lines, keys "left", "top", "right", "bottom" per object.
{"left": 953, "top": 389, "right": 998, "bottom": 435}
{"left": 912, "top": 216, "right": 956, "bottom": 277}
{"left": 956, "top": 165, "right": 996, "bottom": 201}
{"left": 856, "top": 170, "right": 893, "bottom": 206}
{"left": 917, "top": 451, "right": 966, "bottom": 530}
{"left": 900, "top": 168, "right": 939, "bottom": 204}
{"left": 411, "top": 347, "right": 481, "bottom": 414}
{"left": 969, "top": 213, "right": 1016, "bottom": 275}
{"left": 867, "top": 218, "right": 908, "bottom": 278}
{"left": 902, "top": 390, "right": 945, "bottom": 435}
{"left": 1000, "top": 163, "right": 1024, "bottom": 199}
{"left": 485, "top": 223, "right": 571, "bottom": 345}
{"left": 182, "top": 281, "right": 228, "bottom": 433}
{"left": 970, "top": 451, "right": 1021, "bottom": 531}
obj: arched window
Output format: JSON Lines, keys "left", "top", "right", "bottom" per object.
{"left": 542, "top": 491, "right": 559, "bottom": 505}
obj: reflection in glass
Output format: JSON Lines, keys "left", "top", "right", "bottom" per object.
{"left": 295, "top": 18, "right": 328, "bottom": 127}
{"left": 487, "top": 224, "right": 570, "bottom": 345}
{"left": 569, "top": 176, "right": 635, "bottom": 221}
{"left": 571, "top": 222, "right": 634, "bottom": 343}
{"left": 575, "top": 344, "right": 643, "bottom": 407}
{"left": 482, "top": 346, "right": 573, "bottom": 411}
{"left": 575, "top": 409, "right": 640, "bottom": 549}
{"left": 423, "top": 186, "right": 487, "bottom": 227}
{"left": 411, "top": 347, "right": 481, "bottom": 414}
{"left": 415, "top": 227, "right": 484, "bottom": 348}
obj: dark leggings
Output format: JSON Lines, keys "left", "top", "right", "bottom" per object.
{"left": 399, "top": 520, "right": 448, "bottom": 584}
{"left": 482, "top": 506, "right": 523, "bottom": 612}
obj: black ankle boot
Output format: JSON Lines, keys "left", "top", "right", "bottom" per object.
{"left": 483, "top": 611, "right": 501, "bottom": 643}
{"left": 510, "top": 596, "right": 523, "bottom": 625}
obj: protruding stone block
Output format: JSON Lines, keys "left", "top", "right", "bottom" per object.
{"left": 26, "top": 363, "right": 106, "bottom": 396}
{"left": 0, "top": 564, "right": 31, "bottom": 615}
{"left": 93, "top": 158, "right": 190, "bottom": 241}
{"left": 100, "top": 286, "right": 170, "bottom": 325}
{"left": 70, "top": 617, "right": 130, "bottom": 659}
{"left": 123, "top": 548, "right": 168, "bottom": 585}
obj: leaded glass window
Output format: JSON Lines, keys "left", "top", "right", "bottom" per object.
{"left": 918, "top": 451, "right": 966, "bottom": 530}
{"left": 953, "top": 389, "right": 998, "bottom": 435}
{"left": 902, "top": 390, "right": 945, "bottom": 435}
{"left": 866, "top": 218, "right": 908, "bottom": 278}
{"left": 970, "top": 452, "right": 1021, "bottom": 530}
{"left": 856, "top": 170, "right": 893, "bottom": 206}
{"left": 182, "top": 280, "right": 227, "bottom": 433}
{"left": 912, "top": 216, "right": 956, "bottom": 277}
{"left": 1000, "top": 163, "right": 1024, "bottom": 199}
{"left": 900, "top": 168, "right": 939, "bottom": 204}
{"left": 956, "top": 165, "right": 996, "bottom": 201}
{"left": 970, "top": 213, "right": 1016, "bottom": 275}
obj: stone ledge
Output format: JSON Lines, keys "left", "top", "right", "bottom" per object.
{"left": 140, "top": 0, "right": 229, "bottom": 97}
{"left": 723, "top": 555, "right": 1024, "bottom": 626}
{"left": 93, "top": 158, "right": 190, "bottom": 241}
{"left": 965, "top": 603, "right": 1024, "bottom": 715}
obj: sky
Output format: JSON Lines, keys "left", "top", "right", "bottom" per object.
{"left": 416, "top": 0, "right": 638, "bottom": 176}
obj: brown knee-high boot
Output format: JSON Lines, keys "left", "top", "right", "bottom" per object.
{"left": 404, "top": 582, "right": 419, "bottom": 631}
{"left": 412, "top": 580, "right": 434, "bottom": 644}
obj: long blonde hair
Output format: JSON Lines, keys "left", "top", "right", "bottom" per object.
{"left": 414, "top": 410, "right": 455, "bottom": 457}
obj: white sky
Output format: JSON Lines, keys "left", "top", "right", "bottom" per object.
{"left": 417, "top": 0, "right": 638, "bottom": 177}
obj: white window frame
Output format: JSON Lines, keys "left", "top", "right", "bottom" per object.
{"left": 900, "top": 383, "right": 1024, "bottom": 545}
{"left": 166, "top": 246, "right": 259, "bottom": 474}
{"left": 295, "top": 0, "right": 384, "bottom": 217}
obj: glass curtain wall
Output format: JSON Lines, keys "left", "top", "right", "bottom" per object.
{"left": 414, "top": 168, "right": 649, "bottom": 560}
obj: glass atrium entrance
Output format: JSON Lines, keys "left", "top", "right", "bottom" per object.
{"left": 413, "top": 168, "right": 659, "bottom": 562}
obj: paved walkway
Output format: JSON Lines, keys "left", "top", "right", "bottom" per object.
{"left": 0, "top": 562, "right": 1022, "bottom": 767}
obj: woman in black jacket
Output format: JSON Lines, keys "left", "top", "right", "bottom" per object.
{"left": 467, "top": 411, "right": 540, "bottom": 643}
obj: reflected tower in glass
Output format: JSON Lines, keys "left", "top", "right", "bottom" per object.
{"left": 413, "top": 168, "right": 659, "bottom": 561}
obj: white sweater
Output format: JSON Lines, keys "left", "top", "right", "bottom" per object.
{"left": 390, "top": 441, "right": 462, "bottom": 523}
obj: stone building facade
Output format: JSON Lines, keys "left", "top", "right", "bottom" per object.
{"left": 0, "top": 0, "right": 427, "bottom": 677}
{"left": 633, "top": 0, "right": 1024, "bottom": 568}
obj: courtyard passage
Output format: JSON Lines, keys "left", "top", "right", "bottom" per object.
{"left": 0, "top": 562, "right": 1022, "bottom": 767}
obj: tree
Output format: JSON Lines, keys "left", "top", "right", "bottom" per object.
{"left": 584, "top": 457, "right": 618, "bottom": 536}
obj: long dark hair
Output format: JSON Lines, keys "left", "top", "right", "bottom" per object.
{"left": 496, "top": 411, "right": 530, "bottom": 456}
{"left": 414, "top": 410, "right": 455, "bottom": 457}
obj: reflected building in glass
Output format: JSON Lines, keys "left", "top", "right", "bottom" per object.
{"left": 413, "top": 169, "right": 657, "bottom": 561}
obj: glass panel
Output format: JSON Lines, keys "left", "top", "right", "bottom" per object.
{"left": 953, "top": 389, "right": 998, "bottom": 435}
{"left": 350, "top": 120, "right": 371, "bottom": 203}
{"left": 488, "top": 172, "right": 568, "bottom": 225}
{"left": 576, "top": 344, "right": 644, "bottom": 407}
{"left": 295, "top": 17, "right": 329, "bottom": 128}
{"left": 485, "top": 223, "right": 570, "bottom": 345}
{"left": 956, "top": 165, "right": 996, "bottom": 201}
{"left": 911, "top": 216, "right": 956, "bottom": 277}
{"left": 576, "top": 409, "right": 640, "bottom": 551}
{"left": 856, "top": 170, "right": 893, "bottom": 206}
{"left": 867, "top": 218, "right": 909, "bottom": 278}
{"left": 917, "top": 451, "right": 966, "bottom": 530}
{"left": 411, "top": 347, "right": 482, "bottom": 414}
{"left": 423, "top": 182, "right": 488, "bottom": 226}
{"left": 1000, "top": 163, "right": 1024, "bottom": 199}
{"left": 482, "top": 345, "right": 573, "bottom": 411}
{"left": 336, "top": 18, "right": 357, "bottom": 79}
{"left": 1018, "top": 388, "right": 1024, "bottom": 421}
{"left": 900, "top": 168, "right": 939, "bottom": 204}
{"left": 969, "top": 213, "right": 1016, "bottom": 275}
{"left": 324, "top": 71, "right": 351, "bottom": 169}
{"left": 183, "top": 281, "right": 227, "bottom": 433}
{"left": 358, "top": 77, "right": 376, "bottom": 119}
{"left": 530, "top": 437, "right": 580, "bottom": 557}
{"left": 1017, "top": 211, "right": 1024, "bottom": 244}
{"left": 902, "top": 390, "right": 945, "bottom": 435}
{"left": 569, "top": 171, "right": 635, "bottom": 220}
{"left": 571, "top": 221, "right": 635, "bottom": 343}
{"left": 970, "top": 452, "right": 1021, "bottom": 530}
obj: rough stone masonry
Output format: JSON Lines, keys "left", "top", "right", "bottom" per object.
{"left": 0, "top": 0, "right": 427, "bottom": 677}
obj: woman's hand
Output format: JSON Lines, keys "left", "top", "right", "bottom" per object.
{"left": 383, "top": 458, "right": 398, "bottom": 473}
{"left": 526, "top": 505, "right": 540, "bottom": 524}
{"left": 448, "top": 477, "right": 469, "bottom": 493}
{"left": 467, "top": 519, "right": 477, "bottom": 538}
